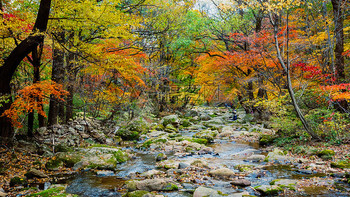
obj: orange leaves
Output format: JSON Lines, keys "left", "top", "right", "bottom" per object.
{"left": 322, "top": 84, "right": 350, "bottom": 101}
{"left": 1, "top": 80, "right": 68, "bottom": 128}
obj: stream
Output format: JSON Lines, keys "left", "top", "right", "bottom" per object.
{"left": 54, "top": 108, "right": 350, "bottom": 197}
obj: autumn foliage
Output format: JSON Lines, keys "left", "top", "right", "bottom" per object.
{"left": 2, "top": 80, "right": 68, "bottom": 128}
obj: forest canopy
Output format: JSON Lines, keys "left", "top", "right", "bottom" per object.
{"left": 0, "top": 0, "right": 349, "bottom": 142}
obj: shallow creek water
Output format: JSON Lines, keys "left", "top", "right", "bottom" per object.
{"left": 60, "top": 122, "right": 350, "bottom": 197}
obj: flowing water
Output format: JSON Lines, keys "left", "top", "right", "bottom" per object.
{"left": 60, "top": 116, "right": 350, "bottom": 197}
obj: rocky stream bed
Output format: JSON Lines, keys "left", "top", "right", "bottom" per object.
{"left": 2, "top": 107, "right": 350, "bottom": 197}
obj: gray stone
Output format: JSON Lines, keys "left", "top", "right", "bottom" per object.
{"left": 156, "top": 153, "right": 167, "bottom": 161}
{"left": 271, "top": 179, "right": 298, "bottom": 186}
{"left": 96, "top": 170, "right": 114, "bottom": 176}
{"left": 245, "top": 154, "right": 265, "bottom": 162}
{"left": 230, "top": 179, "right": 251, "bottom": 187}
{"left": 161, "top": 115, "right": 180, "bottom": 127}
{"left": 25, "top": 168, "right": 48, "bottom": 178}
{"left": 126, "top": 178, "right": 178, "bottom": 191}
{"left": 193, "top": 186, "right": 220, "bottom": 197}
{"left": 266, "top": 148, "right": 294, "bottom": 164}
{"left": 199, "top": 113, "right": 211, "bottom": 121}
{"left": 141, "top": 170, "right": 164, "bottom": 178}
{"left": 193, "top": 129, "right": 218, "bottom": 143}
{"left": 209, "top": 168, "right": 235, "bottom": 179}
{"left": 75, "top": 125, "right": 84, "bottom": 131}
{"left": 255, "top": 185, "right": 282, "bottom": 195}
{"left": 68, "top": 127, "right": 76, "bottom": 134}
{"left": 178, "top": 162, "right": 190, "bottom": 169}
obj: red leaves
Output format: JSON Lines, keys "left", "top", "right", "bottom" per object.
{"left": 1, "top": 80, "right": 69, "bottom": 128}
{"left": 2, "top": 12, "right": 33, "bottom": 33}
{"left": 293, "top": 62, "right": 336, "bottom": 82}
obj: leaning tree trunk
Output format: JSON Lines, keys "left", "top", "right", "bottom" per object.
{"left": 270, "top": 11, "right": 320, "bottom": 140}
{"left": 0, "top": 0, "right": 52, "bottom": 142}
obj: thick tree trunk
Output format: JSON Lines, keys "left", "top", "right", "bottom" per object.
{"left": 331, "top": 0, "right": 347, "bottom": 111}
{"left": 48, "top": 33, "right": 65, "bottom": 126}
{"left": 0, "top": 0, "right": 51, "bottom": 141}
{"left": 65, "top": 53, "right": 78, "bottom": 122}
{"left": 331, "top": 0, "right": 345, "bottom": 81}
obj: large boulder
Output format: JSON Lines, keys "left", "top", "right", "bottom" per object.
{"left": 46, "top": 147, "right": 129, "bottom": 171}
{"left": 141, "top": 170, "right": 165, "bottom": 178}
{"left": 230, "top": 179, "right": 251, "bottom": 187}
{"left": 209, "top": 168, "right": 235, "bottom": 179}
{"left": 116, "top": 118, "right": 150, "bottom": 140}
{"left": 199, "top": 113, "right": 211, "bottom": 121}
{"left": 193, "top": 129, "right": 218, "bottom": 143}
{"left": 255, "top": 185, "right": 283, "bottom": 195}
{"left": 126, "top": 179, "right": 178, "bottom": 191}
{"left": 265, "top": 148, "right": 294, "bottom": 164}
{"left": 161, "top": 115, "right": 180, "bottom": 127}
{"left": 184, "top": 110, "right": 199, "bottom": 118}
{"left": 164, "top": 124, "right": 178, "bottom": 133}
{"left": 25, "top": 168, "right": 48, "bottom": 179}
{"left": 193, "top": 186, "right": 220, "bottom": 197}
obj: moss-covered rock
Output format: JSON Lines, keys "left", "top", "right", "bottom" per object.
{"left": 116, "top": 118, "right": 149, "bottom": 140}
{"left": 259, "top": 134, "right": 275, "bottom": 146}
{"left": 270, "top": 179, "right": 297, "bottom": 191}
{"left": 164, "top": 124, "right": 178, "bottom": 133}
{"left": 140, "top": 138, "right": 167, "bottom": 149}
{"left": 150, "top": 124, "right": 165, "bottom": 131}
{"left": 47, "top": 147, "right": 129, "bottom": 170}
{"left": 156, "top": 153, "right": 167, "bottom": 161}
{"left": 28, "top": 186, "right": 77, "bottom": 197}
{"left": 56, "top": 152, "right": 82, "bottom": 168}
{"left": 161, "top": 115, "right": 180, "bottom": 127}
{"left": 126, "top": 179, "right": 178, "bottom": 192}
{"left": 317, "top": 149, "right": 335, "bottom": 160}
{"left": 45, "top": 158, "right": 64, "bottom": 171}
{"left": 188, "top": 138, "right": 208, "bottom": 145}
{"left": 180, "top": 119, "right": 192, "bottom": 127}
{"left": 163, "top": 183, "right": 178, "bottom": 191}
{"left": 235, "top": 164, "right": 253, "bottom": 172}
{"left": 123, "top": 190, "right": 150, "bottom": 197}
{"left": 193, "top": 129, "right": 218, "bottom": 143}
{"left": 331, "top": 160, "right": 350, "bottom": 169}
{"left": 10, "top": 176, "right": 27, "bottom": 187}
{"left": 55, "top": 143, "right": 72, "bottom": 152}
{"left": 255, "top": 185, "right": 283, "bottom": 195}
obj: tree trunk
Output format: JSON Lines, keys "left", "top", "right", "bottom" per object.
{"left": 48, "top": 32, "right": 65, "bottom": 126}
{"left": 28, "top": 44, "right": 45, "bottom": 137}
{"left": 331, "top": 0, "right": 345, "bottom": 81}
{"left": 247, "top": 69, "right": 254, "bottom": 100}
{"left": 270, "top": 11, "right": 320, "bottom": 140}
{"left": 331, "top": 0, "right": 347, "bottom": 111}
{"left": 0, "top": 0, "right": 52, "bottom": 141}
{"left": 65, "top": 52, "right": 77, "bottom": 122}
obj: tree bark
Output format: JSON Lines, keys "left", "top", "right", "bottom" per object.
{"left": 48, "top": 32, "right": 65, "bottom": 126}
{"left": 331, "top": 0, "right": 345, "bottom": 82}
{"left": 0, "top": 0, "right": 52, "bottom": 141}
{"left": 65, "top": 52, "right": 77, "bottom": 123}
